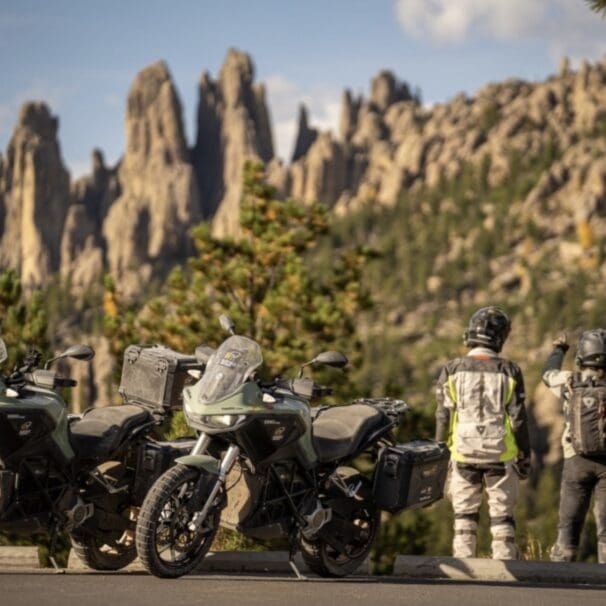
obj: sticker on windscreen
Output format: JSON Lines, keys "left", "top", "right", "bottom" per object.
{"left": 219, "top": 350, "right": 242, "bottom": 368}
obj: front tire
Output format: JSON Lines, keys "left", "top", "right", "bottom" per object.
{"left": 136, "top": 464, "right": 221, "bottom": 578}
{"left": 299, "top": 473, "right": 379, "bottom": 578}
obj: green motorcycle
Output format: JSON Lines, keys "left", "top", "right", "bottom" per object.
{"left": 0, "top": 340, "right": 191, "bottom": 569}
{"left": 136, "top": 316, "right": 418, "bottom": 579}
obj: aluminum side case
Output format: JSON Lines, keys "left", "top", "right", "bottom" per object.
{"left": 119, "top": 345, "right": 203, "bottom": 411}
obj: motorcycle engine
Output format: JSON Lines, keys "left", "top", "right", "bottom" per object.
{"left": 222, "top": 462, "right": 263, "bottom": 529}
{"left": 300, "top": 498, "right": 332, "bottom": 540}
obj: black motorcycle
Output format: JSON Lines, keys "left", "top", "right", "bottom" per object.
{"left": 0, "top": 339, "right": 195, "bottom": 569}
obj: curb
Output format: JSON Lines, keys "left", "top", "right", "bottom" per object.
{"left": 393, "top": 555, "right": 606, "bottom": 585}
{"left": 6, "top": 546, "right": 605, "bottom": 584}
{"left": 67, "top": 549, "right": 371, "bottom": 575}
{"left": 0, "top": 547, "right": 40, "bottom": 569}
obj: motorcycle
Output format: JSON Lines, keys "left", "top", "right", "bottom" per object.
{"left": 136, "top": 316, "right": 448, "bottom": 579}
{"left": 0, "top": 339, "right": 195, "bottom": 569}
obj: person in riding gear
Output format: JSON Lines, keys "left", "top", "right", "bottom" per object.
{"left": 435, "top": 306, "right": 530, "bottom": 559}
{"left": 543, "top": 329, "right": 606, "bottom": 564}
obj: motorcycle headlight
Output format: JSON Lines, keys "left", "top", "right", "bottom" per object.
{"left": 199, "top": 414, "right": 242, "bottom": 428}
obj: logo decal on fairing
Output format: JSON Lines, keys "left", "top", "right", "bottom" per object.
{"left": 271, "top": 426, "right": 286, "bottom": 442}
{"left": 18, "top": 421, "right": 33, "bottom": 436}
{"left": 220, "top": 350, "right": 242, "bottom": 368}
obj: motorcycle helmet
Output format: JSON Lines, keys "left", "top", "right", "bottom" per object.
{"left": 575, "top": 329, "right": 606, "bottom": 368}
{"left": 463, "top": 306, "right": 511, "bottom": 352}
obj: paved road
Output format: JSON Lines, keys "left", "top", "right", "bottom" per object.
{"left": 1, "top": 572, "right": 606, "bottom": 606}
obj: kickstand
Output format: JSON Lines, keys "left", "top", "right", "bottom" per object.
{"left": 48, "top": 524, "right": 63, "bottom": 572}
{"left": 288, "top": 537, "right": 307, "bottom": 581}
{"left": 289, "top": 559, "right": 307, "bottom": 581}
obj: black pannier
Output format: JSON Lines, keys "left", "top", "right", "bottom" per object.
{"left": 119, "top": 345, "right": 203, "bottom": 411}
{"left": 132, "top": 439, "right": 196, "bottom": 504}
{"left": 372, "top": 439, "right": 449, "bottom": 513}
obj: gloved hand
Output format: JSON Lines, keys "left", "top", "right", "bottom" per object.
{"left": 552, "top": 333, "right": 569, "bottom": 352}
{"left": 513, "top": 455, "right": 531, "bottom": 479}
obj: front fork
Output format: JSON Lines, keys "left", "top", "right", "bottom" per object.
{"left": 191, "top": 432, "right": 211, "bottom": 455}
{"left": 190, "top": 434, "right": 240, "bottom": 531}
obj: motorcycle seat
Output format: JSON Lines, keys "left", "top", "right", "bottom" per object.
{"left": 312, "top": 404, "right": 391, "bottom": 463}
{"left": 69, "top": 405, "right": 152, "bottom": 459}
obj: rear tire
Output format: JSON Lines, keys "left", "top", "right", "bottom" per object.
{"left": 69, "top": 531, "right": 136, "bottom": 571}
{"left": 136, "top": 464, "right": 221, "bottom": 579}
{"left": 299, "top": 473, "right": 378, "bottom": 578}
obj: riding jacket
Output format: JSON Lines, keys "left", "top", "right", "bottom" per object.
{"left": 435, "top": 347, "right": 530, "bottom": 465}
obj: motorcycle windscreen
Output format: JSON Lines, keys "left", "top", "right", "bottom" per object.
{"left": 196, "top": 335, "right": 263, "bottom": 404}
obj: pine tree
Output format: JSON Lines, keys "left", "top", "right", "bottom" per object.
{"left": 0, "top": 269, "right": 48, "bottom": 368}
{"left": 587, "top": 0, "right": 606, "bottom": 15}
{"left": 106, "top": 160, "right": 373, "bottom": 394}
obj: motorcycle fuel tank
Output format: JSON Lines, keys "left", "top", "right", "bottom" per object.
{"left": 0, "top": 383, "right": 74, "bottom": 465}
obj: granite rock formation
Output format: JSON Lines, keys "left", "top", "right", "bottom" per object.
{"left": 0, "top": 103, "right": 70, "bottom": 289}
{"left": 291, "top": 105, "right": 318, "bottom": 162}
{"left": 102, "top": 61, "right": 200, "bottom": 295}
{"left": 192, "top": 48, "right": 274, "bottom": 238}
{"left": 61, "top": 149, "right": 119, "bottom": 295}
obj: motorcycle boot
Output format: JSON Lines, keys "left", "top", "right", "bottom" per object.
{"left": 491, "top": 518, "right": 517, "bottom": 560}
{"left": 453, "top": 514, "right": 479, "bottom": 558}
{"left": 550, "top": 541, "right": 577, "bottom": 562}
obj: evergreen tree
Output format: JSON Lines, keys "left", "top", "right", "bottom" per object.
{"left": 587, "top": 0, "right": 606, "bottom": 16}
{"left": 106, "top": 160, "right": 373, "bottom": 394}
{"left": 0, "top": 269, "right": 48, "bottom": 368}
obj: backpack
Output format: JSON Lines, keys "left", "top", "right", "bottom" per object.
{"left": 566, "top": 373, "right": 606, "bottom": 457}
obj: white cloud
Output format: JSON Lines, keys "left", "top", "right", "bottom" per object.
{"left": 265, "top": 74, "right": 341, "bottom": 163}
{"left": 394, "top": 0, "right": 606, "bottom": 64}
{"left": 395, "top": 0, "right": 545, "bottom": 43}
{"left": 69, "top": 160, "right": 92, "bottom": 180}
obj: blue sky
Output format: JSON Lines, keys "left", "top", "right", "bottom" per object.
{"left": 1, "top": 0, "right": 605, "bottom": 177}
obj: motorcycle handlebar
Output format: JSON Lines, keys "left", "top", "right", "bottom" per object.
{"left": 2, "top": 350, "right": 77, "bottom": 393}
{"left": 54, "top": 376, "right": 78, "bottom": 388}
{"left": 272, "top": 377, "right": 332, "bottom": 400}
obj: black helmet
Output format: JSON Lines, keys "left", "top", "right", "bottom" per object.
{"left": 463, "top": 306, "right": 511, "bottom": 352}
{"left": 575, "top": 329, "right": 606, "bottom": 368}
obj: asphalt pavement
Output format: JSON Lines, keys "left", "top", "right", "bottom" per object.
{"left": 1, "top": 572, "right": 606, "bottom": 606}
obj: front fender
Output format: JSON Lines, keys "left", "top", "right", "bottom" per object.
{"left": 175, "top": 455, "right": 220, "bottom": 475}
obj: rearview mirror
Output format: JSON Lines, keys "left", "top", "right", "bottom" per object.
{"left": 219, "top": 314, "right": 236, "bottom": 335}
{"left": 298, "top": 350, "right": 348, "bottom": 378}
{"left": 311, "top": 351, "right": 349, "bottom": 369}
{"left": 45, "top": 344, "right": 95, "bottom": 368}
{"left": 62, "top": 344, "right": 95, "bottom": 361}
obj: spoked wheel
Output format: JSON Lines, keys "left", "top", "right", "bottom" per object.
{"left": 69, "top": 529, "right": 137, "bottom": 571}
{"left": 136, "top": 464, "right": 221, "bottom": 578}
{"left": 299, "top": 472, "right": 379, "bottom": 578}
